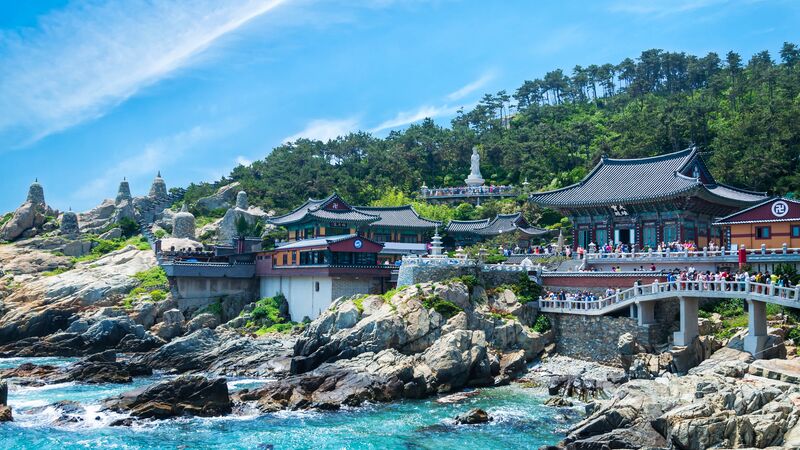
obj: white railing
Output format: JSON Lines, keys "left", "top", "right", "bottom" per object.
{"left": 538, "top": 280, "right": 800, "bottom": 314}
{"left": 584, "top": 245, "right": 800, "bottom": 261}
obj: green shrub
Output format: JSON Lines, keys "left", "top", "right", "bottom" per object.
{"left": 382, "top": 287, "right": 400, "bottom": 301}
{"left": 92, "top": 239, "right": 121, "bottom": 255}
{"left": 698, "top": 309, "right": 711, "bottom": 319}
{"left": 43, "top": 267, "right": 71, "bottom": 277}
{"left": 456, "top": 274, "right": 480, "bottom": 290}
{"left": 532, "top": 314, "right": 551, "bottom": 333}
{"left": 705, "top": 298, "right": 745, "bottom": 318}
{"left": 207, "top": 300, "right": 223, "bottom": 317}
{"left": 421, "top": 295, "right": 462, "bottom": 319}
{"left": 154, "top": 229, "right": 167, "bottom": 239}
{"left": 255, "top": 322, "right": 297, "bottom": 335}
{"left": 786, "top": 327, "right": 800, "bottom": 343}
{"left": 0, "top": 213, "right": 12, "bottom": 227}
{"left": 149, "top": 290, "right": 166, "bottom": 302}
{"left": 134, "top": 267, "right": 168, "bottom": 289}
{"left": 117, "top": 217, "right": 139, "bottom": 238}
{"left": 251, "top": 294, "right": 288, "bottom": 325}
{"left": 353, "top": 294, "right": 367, "bottom": 314}
{"left": 484, "top": 254, "right": 507, "bottom": 264}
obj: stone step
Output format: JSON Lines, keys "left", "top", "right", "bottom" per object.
{"left": 747, "top": 359, "right": 800, "bottom": 384}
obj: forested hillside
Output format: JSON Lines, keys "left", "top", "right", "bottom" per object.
{"left": 182, "top": 42, "right": 800, "bottom": 219}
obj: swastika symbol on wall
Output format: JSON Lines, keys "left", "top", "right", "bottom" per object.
{"left": 771, "top": 201, "right": 789, "bottom": 218}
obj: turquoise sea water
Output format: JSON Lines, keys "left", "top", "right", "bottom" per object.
{"left": 1, "top": 358, "right": 578, "bottom": 449}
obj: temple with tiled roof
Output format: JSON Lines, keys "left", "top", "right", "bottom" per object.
{"left": 269, "top": 194, "right": 441, "bottom": 261}
{"left": 528, "top": 147, "right": 768, "bottom": 250}
{"left": 445, "top": 212, "right": 552, "bottom": 247}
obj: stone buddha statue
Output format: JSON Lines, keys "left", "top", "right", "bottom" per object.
{"left": 465, "top": 147, "right": 485, "bottom": 187}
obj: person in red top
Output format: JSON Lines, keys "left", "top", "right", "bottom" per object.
{"left": 738, "top": 246, "right": 747, "bottom": 270}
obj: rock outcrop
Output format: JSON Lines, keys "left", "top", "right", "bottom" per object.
{"left": 247, "top": 281, "right": 550, "bottom": 411}
{"left": 1, "top": 180, "right": 54, "bottom": 241}
{"left": 0, "top": 382, "right": 11, "bottom": 422}
{"left": 561, "top": 348, "right": 800, "bottom": 450}
{"left": 132, "top": 328, "right": 293, "bottom": 377}
{"left": 103, "top": 375, "right": 231, "bottom": 419}
{"left": 0, "top": 246, "right": 157, "bottom": 348}
{"left": 454, "top": 408, "right": 492, "bottom": 424}
{"left": 195, "top": 182, "right": 241, "bottom": 212}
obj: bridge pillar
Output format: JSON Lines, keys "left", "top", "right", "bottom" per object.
{"left": 673, "top": 297, "right": 699, "bottom": 346}
{"left": 637, "top": 301, "right": 655, "bottom": 326}
{"left": 744, "top": 299, "right": 768, "bottom": 357}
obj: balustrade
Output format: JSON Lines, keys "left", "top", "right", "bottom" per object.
{"left": 538, "top": 279, "right": 800, "bottom": 314}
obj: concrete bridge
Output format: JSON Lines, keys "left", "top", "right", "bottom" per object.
{"left": 538, "top": 280, "right": 800, "bottom": 356}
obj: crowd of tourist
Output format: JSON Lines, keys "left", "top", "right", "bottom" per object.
{"left": 506, "top": 244, "right": 572, "bottom": 257}
{"left": 543, "top": 268, "right": 796, "bottom": 305}
{"left": 661, "top": 268, "right": 795, "bottom": 292}
{"left": 581, "top": 240, "right": 708, "bottom": 256}
{"left": 420, "top": 185, "right": 515, "bottom": 198}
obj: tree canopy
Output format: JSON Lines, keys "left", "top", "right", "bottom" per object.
{"left": 184, "top": 42, "right": 800, "bottom": 222}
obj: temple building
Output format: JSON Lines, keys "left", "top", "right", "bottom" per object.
{"left": 269, "top": 193, "right": 440, "bottom": 261}
{"left": 445, "top": 212, "right": 551, "bottom": 248}
{"left": 713, "top": 197, "right": 800, "bottom": 250}
{"left": 256, "top": 234, "right": 391, "bottom": 320}
{"left": 528, "top": 147, "right": 768, "bottom": 250}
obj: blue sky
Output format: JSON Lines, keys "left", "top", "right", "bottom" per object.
{"left": 0, "top": 0, "right": 798, "bottom": 212}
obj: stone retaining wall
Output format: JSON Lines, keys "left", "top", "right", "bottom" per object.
{"left": 397, "top": 264, "right": 526, "bottom": 288}
{"left": 548, "top": 314, "right": 653, "bottom": 365}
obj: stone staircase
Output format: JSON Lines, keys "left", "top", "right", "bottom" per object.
{"left": 136, "top": 188, "right": 186, "bottom": 251}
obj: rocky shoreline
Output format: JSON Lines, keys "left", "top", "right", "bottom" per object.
{"left": 1, "top": 238, "right": 800, "bottom": 449}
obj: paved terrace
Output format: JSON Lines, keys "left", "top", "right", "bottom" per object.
{"left": 538, "top": 279, "right": 800, "bottom": 356}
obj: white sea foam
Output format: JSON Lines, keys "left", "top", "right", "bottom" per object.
{"left": 227, "top": 378, "right": 273, "bottom": 389}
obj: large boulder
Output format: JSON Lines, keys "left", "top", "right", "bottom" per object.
{"left": 0, "top": 201, "right": 48, "bottom": 241}
{"left": 217, "top": 206, "right": 267, "bottom": 244}
{"left": 195, "top": 182, "right": 241, "bottom": 212}
{"left": 132, "top": 328, "right": 292, "bottom": 377}
{"left": 0, "top": 382, "right": 10, "bottom": 422}
{"left": 150, "top": 309, "right": 185, "bottom": 341}
{"left": 186, "top": 313, "right": 220, "bottom": 333}
{"left": 103, "top": 375, "right": 231, "bottom": 419}
{"left": 81, "top": 317, "right": 142, "bottom": 349}
{"left": 454, "top": 408, "right": 492, "bottom": 425}
{"left": 77, "top": 199, "right": 117, "bottom": 233}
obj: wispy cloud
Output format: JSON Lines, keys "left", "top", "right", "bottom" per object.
{"left": 370, "top": 105, "right": 461, "bottom": 132}
{"left": 235, "top": 155, "right": 253, "bottom": 166}
{"left": 283, "top": 118, "right": 360, "bottom": 143}
{"left": 446, "top": 70, "right": 497, "bottom": 101}
{"left": 73, "top": 125, "right": 222, "bottom": 203}
{"left": 0, "top": 0, "right": 286, "bottom": 146}
{"left": 608, "top": 0, "right": 729, "bottom": 16}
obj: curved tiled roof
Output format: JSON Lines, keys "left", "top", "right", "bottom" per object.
{"left": 473, "top": 213, "right": 551, "bottom": 237}
{"left": 446, "top": 218, "right": 491, "bottom": 233}
{"left": 270, "top": 194, "right": 379, "bottom": 226}
{"left": 529, "top": 147, "right": 767, "bottom": 208}
{"left": 355, "top": 205, "right": 441, "bottom": 229}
